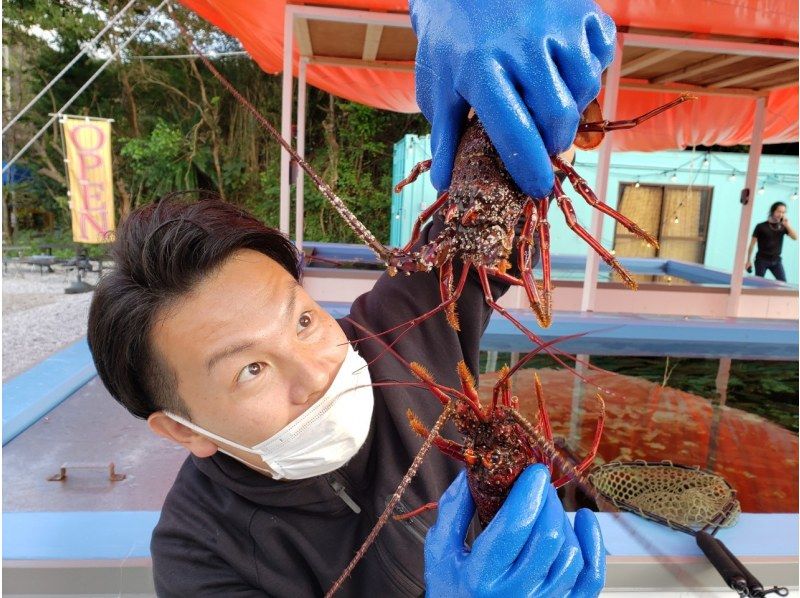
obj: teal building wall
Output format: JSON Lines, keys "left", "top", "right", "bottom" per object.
{"left": 391, "top": 135, "right": 799, "bottom": 285}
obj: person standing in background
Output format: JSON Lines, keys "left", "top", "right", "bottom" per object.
{"left": 745, "top": 201, "right": 797, "bottom": 282}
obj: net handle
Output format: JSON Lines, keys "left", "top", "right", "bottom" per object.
{"left": 696, "top": 531, "right": 788, "bottom": 598}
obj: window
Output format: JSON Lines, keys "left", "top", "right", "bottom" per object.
{"left": 613, "top": 183, "right": 713, "bottom": 283}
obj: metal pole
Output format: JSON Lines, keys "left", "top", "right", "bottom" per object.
{"left": 726, "top": 96, "right": 767, "bottom": 317}
{"left": 279, "top": 6, "right": 295, "bottom": 234}
{"left": 2, "top": 0, "right": 138, "bottom": 135}
{"left": 3, "top": 0, "right": 168, "bottom": 174}
{"left": 581, "top": 34, "right": 624, "bottom": 312}
{"left": 295, "top": 58, "right": 307, "bottom": 250}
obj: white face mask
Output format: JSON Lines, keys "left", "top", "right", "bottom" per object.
{"left": 166, "top": 344, "right": 374, "bottom": 480}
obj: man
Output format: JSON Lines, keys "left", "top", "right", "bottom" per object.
{"left": 88, "top": 0, "right": 616, "bottom": 595}
{"left": 746, "top": 201, "right": 797, "bottom": 282}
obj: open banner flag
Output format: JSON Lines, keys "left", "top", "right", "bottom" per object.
{"left": 61, "top": 117, "right": 115, "bottom": 243}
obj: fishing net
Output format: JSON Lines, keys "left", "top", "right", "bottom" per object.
{"left": 588, "top": 460, "right": 788, "bottom": 597}
{"left": 588, "top": 460, "right": 740, "bottom": 533}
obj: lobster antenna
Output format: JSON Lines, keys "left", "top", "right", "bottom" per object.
{"left": 167, "top": 4, "right": 392, "bottom": 262}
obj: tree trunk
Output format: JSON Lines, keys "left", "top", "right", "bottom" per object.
{"left": 322, "top": 94, "right": 339, "bottom": 188}
{"left": 189, "top": 59, "right": 226, "bottom": 200}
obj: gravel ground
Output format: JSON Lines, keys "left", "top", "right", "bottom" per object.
{"left": 2, "top": 263, "right": 104, "bottom": 381}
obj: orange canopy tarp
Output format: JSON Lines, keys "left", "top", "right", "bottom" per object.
{"left": 179, "top": 0, "right": 798, "bottom": 149}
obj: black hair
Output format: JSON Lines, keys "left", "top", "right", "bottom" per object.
{"left": 769, "top": 201, "right": 786, "bottom": 216}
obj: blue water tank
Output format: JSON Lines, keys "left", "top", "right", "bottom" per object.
{"left": 390, "top": 134, "right": 438, "bottom": 247}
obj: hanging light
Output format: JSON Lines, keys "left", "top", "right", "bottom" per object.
{"left": 702, "top": 154, "right": 710, "bottom": 167}
{"left": 791, "top": 190, "right": 798, "bottom": 201}
{"left": 728, "top": 171, "right": 737, "bottom": 181}
{"left": 758, "top": 183, "right": 766, "bottom": 195}
{"left": 673, "top": 216, "right": 680, "bottom": 224}
{"left": 670, "top": 172, "right": 678, "bottom": 182}
{"left": 634, "top": 178, "right": 641, "bottom": 188}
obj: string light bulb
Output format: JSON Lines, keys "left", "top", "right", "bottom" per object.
{"left": 758, "top": 184, "right": 765, "bottom": 195}
{"left": 634, "top": 178, "right": 641, "bottom": 188}
{"left": 728, "top": 171, "right": 737, "bottom": 181}
{"left": 702, "top": 155, "right": 710, "bottom": 167}
{"left": 792, "top": 190, "right": 798, "bottom": 201}
{"left": 670, "top": 172, "right": 678, "bottom": 182}
{"left": 673, "top": 216, "right": 680, "bottom": 224}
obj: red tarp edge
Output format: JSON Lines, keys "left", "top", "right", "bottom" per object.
{"left": 178, "top": 0, "right": 799, "bottom": 148}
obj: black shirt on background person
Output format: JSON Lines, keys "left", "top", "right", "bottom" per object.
{"left": 746, "top": 201, "right": 797, "bottom": 282}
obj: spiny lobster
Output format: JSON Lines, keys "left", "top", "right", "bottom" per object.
{"left": 386, "top": 95, "right": 692, "bottom": 329}
{"left": 324, "top": 320, "right": 606, "bottom": 597}
{"left": 405, "top": 359, "right": 605, "bottom": 526}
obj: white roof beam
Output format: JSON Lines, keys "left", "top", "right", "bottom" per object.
{"left": 622, "top": 32, "right": 798, "bottom": 59}
{"left": 709, "top": 60, "right": 799, "bottom": 88}
{"left": 620, "top": 49, "right": 682, "bottom": 77}
{"left": 620, "top": 78, "right": 761, "bottom": 97}
{"left": 362, "top": 25, "right": 383, "bottom": 61}
{"left": 650, "top": 54, "right": 748, "bottom": 84}
{"left": 294, "top": 17, "right": 313, "bottom": 57}
{"left": 310, "top": 56, "right": 414, "bottom": 72}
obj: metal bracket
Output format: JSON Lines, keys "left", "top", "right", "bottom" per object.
{"left": 740, "top": 187, "right": 750, "bottom": 205}
{"left": 47, "top": 462, "right": 126, "bottom": 482}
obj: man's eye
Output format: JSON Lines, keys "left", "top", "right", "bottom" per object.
{"left": 237, "top": 362, "right": 264, "bottom": 383}
{"left": 297, "top": 311, "right": 313, "bottom": 334}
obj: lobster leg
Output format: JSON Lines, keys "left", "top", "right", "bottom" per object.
{"left": 394, "top": 159, "right": 432, "bottom": 193}
{"left": 578, "top": 93, "right": 694, "bottom": 133}
{"left": 492, "top": 365, "right": 513, "bottom": 409}
{"left": 552, "top": 156, "right": 658, "bottom": 249}
{"left": 394, "top": 502, "right": 439, "bottom": 521}
{"left": 551, "top": 395, "right": 605, "bottom": 488}
{"left": 400, "top": 191, "right": 450, "bottom": 254}
{"left": 552, "top": 178, "right": 638, "bottom": 289}
{"left": 516, "top": 200, "right": 548, "bottom": 328}
{"left": 407, "top": 408, "right": 470, "bottom": 461}
{"left": 476, "top": 266, "right": 598, "bottom": 381}
{"left": 536, "top": 198, "right": 553, "bottom": 326}
{"left": 533, "top": 374, "right": 554, "bottom": 447}
{"left": 349, "top": 262, "right": 470, "bottom": 366}
{"left": 529, "top": 373, "right": 556, "bottom": 478}
{"left": 439, "top": 259, "right": 460, "bottom": 330}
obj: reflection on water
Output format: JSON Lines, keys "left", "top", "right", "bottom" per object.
{"left": 476, "top": 367, "right": 798, "bottom": 514}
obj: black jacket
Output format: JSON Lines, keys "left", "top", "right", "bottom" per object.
{"left": 151, "top": 219, "right": 510, "bottom": 597}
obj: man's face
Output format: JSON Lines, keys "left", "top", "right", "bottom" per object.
{"left": 150, "top": 249, "right": 349, "bottom": 470}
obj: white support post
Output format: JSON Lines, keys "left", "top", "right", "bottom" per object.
{"left": 279, "top": 7, "right": 295, "bottom": 235}
{"left": 295, "top": 58, "right": 308, "bottom": 250}
{"left": 581, "top": 35, "right": 624, "bottom": 312}
{"left": 726, "top": 96, "right": 767, "bottom": 318}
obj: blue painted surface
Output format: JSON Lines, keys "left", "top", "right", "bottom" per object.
{"left": 2, "top": 298, "right": 794, "bottom": 455}
{"left": 589, "top": 513, "right": 799, "bottom": 558}
{"left": 389, "top": 137, "right": 799, "bottom": 285}
{"left": 3, "top": 510, "right": 795, "bottom": 560}
{"left": 320, "top": 301, "right": 798, "bottom": 360}
{"left": 2, "top": 336, "right": 795, "bottom": 563}
{"left": 302, "top": 242, "right": 789, "bottom": 288}
{"left": 3, "top": 511, "right": 159, "bottom": 560}
{"left": 2, "top": 337, "right": 97, "bottom": 445}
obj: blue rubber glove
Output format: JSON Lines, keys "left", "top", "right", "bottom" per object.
{"left": 424, "top": 465, "right": 606, "bottom": 597}
{"left": 410, "top": 0, "right": 616, "bottom": 198}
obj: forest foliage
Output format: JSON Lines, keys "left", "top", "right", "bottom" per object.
{"left": 2, "top": 0, "right": 429, "bottom": 244}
